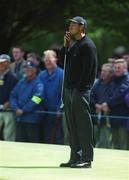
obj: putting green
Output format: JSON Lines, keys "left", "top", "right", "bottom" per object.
{"left": 0, "top": 141, "right": 128, "bottom": 180}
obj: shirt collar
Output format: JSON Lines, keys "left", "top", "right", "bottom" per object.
{"left": 46, "top": 65, "right": 58, "bottom": 79}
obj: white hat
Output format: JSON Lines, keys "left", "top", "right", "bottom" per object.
{"left": 0, "top": 54, "right": 11, "bottom": 63}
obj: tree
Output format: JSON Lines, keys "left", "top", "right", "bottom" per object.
{"left": 0, "top": 0, "right": 129, "bottom": 53}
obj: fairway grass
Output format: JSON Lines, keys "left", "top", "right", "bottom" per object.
{"left": 0, "top": 141, "right": 128, "bottom": 180}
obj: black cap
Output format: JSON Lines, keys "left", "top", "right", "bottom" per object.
{"left": 68, "top": 16, "right": 87, "bottom": 28}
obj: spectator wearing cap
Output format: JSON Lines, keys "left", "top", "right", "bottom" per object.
{"left": 0, "top": 54, "right": 18, "bottom": 141}
{"left": 10, "top": 46, "right": 26, "bottom": 80}
{"left": 10, "top": 61, "right": 44, "bottom": 143}
{"left": 38, "top": 50, "right": 64, "bottom": 144}
{"left": 102, "top": 59, "right": 129, "bottom": 150}
{"left": 27, "top": 52, "right": 43, "bottom": 72}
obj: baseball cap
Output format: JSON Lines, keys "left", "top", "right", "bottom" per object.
{"left": 25, "top": 61, "right": 39, "bottom": 69}
{"left": 0, "top": 54, "right": 11, "bottom": 63}
{"left": 68, "top": 16, "right": 87, "bottom": 28}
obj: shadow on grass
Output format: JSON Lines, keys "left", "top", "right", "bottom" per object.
{"left": 0, "top": 166, "right": 63, "bottom": 169}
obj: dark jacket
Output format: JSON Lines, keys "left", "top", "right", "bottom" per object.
{"left": 106, "top": 72, "right": 129, "bottom": 127}
{"left": 10, "top": 60, "right": 26, "bottom": 80}
{"left": 60, "top": 35, "right": 97, "bottom": 92}
{"left": 90, "top": 79, "right": 113, "bottom": 125}
{"left": 124, "top": 93, "right": 129, "bottom": 131}
{"left": 91, "top": 79, "right": 113, "bottom": 105}
{"left": 0, "top": 70, "right": 18, "bottom": 105}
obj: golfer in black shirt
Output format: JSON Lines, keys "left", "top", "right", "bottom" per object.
{"left": 60, "top": 16, "right": 97, "bottom": 168}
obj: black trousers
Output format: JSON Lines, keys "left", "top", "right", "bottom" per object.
{"left": 16, "top": 122, "right": 40, "bottom": 143}
{"left": 64, "top": 88, "right": 93, "bottom": 161}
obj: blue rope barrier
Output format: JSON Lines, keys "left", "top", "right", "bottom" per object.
{"left": 1, "top": 109, "right": 129, "bottom": 120}
{"left": 35, "top": 110, "right": 63, "bottom": 115}
{"left": 91, "top": 114, "right": 129, "bottom": 120}
{"left": 37, "top": 111, "right": 129, "bottom": 120}
{"left": 24, "top": 110, "right": 129, "bottom": 120}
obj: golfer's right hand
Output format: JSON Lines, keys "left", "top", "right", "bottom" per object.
{"left": 64, "top": 31, "right": 71, "bottom": 47}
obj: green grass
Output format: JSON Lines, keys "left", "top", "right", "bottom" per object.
{"left": 0, "top": 141, "right": 128, "bottom": 180}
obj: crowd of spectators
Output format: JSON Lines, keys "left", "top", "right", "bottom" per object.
{"left": 0, "top": 45, "right": 129, "bottom": 150}
{"left": 91, "top": 54, "right": 129, "bottom": 150}
{"left": 0, "top": 46, "right": 64, "bottom": 144}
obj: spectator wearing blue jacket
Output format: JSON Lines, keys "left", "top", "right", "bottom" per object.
{"left": 91, "top": 63, "right": 114, "bottom": 148}
{"left": 124, "top": 93, "right": 129, "bottom": 150}
{"left": 102, "top": 59, "right": 129, "bottom": 150}
{"left": 38, "top": 50, "right": 64, "bottom": 144}
{"left": 10, "top": 61, "right": 44, "bottom": 143}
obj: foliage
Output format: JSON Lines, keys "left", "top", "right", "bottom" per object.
{"left": 0, "top": 0, "right": 129, "bottom": 63}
